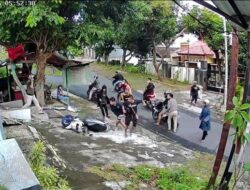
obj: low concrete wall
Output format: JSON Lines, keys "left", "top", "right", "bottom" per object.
{"left": 0, "top": 139, "right": 40, "bottom": 190}
{"left": 0, "top": 116, "right": 5, "bottom": 141}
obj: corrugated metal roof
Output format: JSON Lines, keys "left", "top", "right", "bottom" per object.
{"left": 193, "top": 0, "right": 250, "bottom": 31}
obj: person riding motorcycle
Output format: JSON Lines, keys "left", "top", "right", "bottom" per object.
{"left": 88, "top": 75, "right": 100, "bottom": 100}
{"left": 112, "top": 71, "right": 124, "bottom": 84}
{"left": 118, "top": 80, "right": 132, "bottom": 102}
{"left": 112, "top": 71, "right": 125, "bottom": 92}
{"left": 154, "top": 92, "right": 169, "bottom": 122}
{"left": 143, "top": 78, "right": 155, "bottom": 102}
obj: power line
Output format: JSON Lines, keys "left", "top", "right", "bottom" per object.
{"left": 172, "top": 0, "right": 227, "bottom": 35}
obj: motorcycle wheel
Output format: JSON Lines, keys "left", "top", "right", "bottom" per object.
{"left": 152, "top": 110, "right": 158, "bottom": 121}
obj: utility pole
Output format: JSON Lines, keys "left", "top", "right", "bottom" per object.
{"left": 223, "top": 17, "right": 228, "bottom": 110}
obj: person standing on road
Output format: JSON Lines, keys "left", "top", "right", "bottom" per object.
{"left": 123, "top": 95, "right": 144, "bottom": 137}
{"left": 199, "top": 99, "right": 211, "bottom": 141}
{"left": 157, "top": 93, "right": 178, "bottom": 132}
{"left": 88, "top": 75, "right": 100, "bottom": 100}
{"left": 97, "top": 85, "right": 110, "bottom": 120}
{"left": 109, "top": 97, "right": 126, "bottom": 129}
{"left": 190, "top": 81, "right": 200, "bottom": 105}
{"left": 22, "top": 74, "right": 43, "bottom": 113}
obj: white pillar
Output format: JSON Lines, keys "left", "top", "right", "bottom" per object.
{"left": 223, "top": 17, "right": 228, "bottom": 109}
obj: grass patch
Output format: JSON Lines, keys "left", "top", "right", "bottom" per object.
{"left": 88, "top": 164, "right": 207, "bottom": 190}
{"left": 0, "top": 185, "right": 7, "bottom": 190}
{"left": 32, "top": 64, "right": 62, "bottom": 76}
{"left": 88, "top": 153, "right": 229, "bottom": 190}
{"left": 45, "top": 66, "right": 62, "bottom": 76}
{"left": 91, "top": 62, "right": 189, "bottom": 91}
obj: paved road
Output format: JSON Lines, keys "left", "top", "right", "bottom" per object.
{"left": 46, "top": 67, "right": 250, "bottom": 161}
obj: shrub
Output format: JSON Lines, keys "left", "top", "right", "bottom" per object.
{"left": 125, "top": 64, "right": 145, "bottom": 73}
{"left": 29, "top": 141, "right": 71, "bottom": 190}
{"left": 157, "top": 168, "right": 206, "bottom": 190}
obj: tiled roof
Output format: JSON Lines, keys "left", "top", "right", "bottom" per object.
{"left": 178, "top": 40, "right": 215, "bottom": 56}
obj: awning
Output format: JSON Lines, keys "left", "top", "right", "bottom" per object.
{"left": 193, "top": 0, "right": 250, "bottom": 31}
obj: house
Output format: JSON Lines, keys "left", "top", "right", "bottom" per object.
{"left": 178, "top": 40, "right": 216, "bottom": 66}
{"left": 174, "top": 40, "right": 225, "bottom": 91}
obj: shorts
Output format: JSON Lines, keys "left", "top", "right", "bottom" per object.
{"left": 117, "top": 114, "right": 125, "bottom": 121}
{"left": 125, "top": 115, "right": 137, "bottom": 127}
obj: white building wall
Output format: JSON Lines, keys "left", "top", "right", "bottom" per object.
{"left": 171, "top": 66, "right": 195, "bottom": 84}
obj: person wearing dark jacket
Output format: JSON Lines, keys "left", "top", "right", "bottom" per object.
{"left": 109, "top": 97, "right": 126, "bottom": 129}
{"left": 190, "top": 81, "right": 200, "bottom": 105}
{"left": 123, "top": 95, "right": 144, "bottom": 137}
{"left": 112, "top": 71, "right": 124, "bottom": 85}
{"left": 143, "top": 78, "right": 155, "bottom": 101}
{"left": 97, "top": 85, "right": 110, "bottom": 119}
{"left": 199, "top": 99, "right": 211, "bottom": 141}
{"left": 88, "top": 75, "right": 100, "bottom": 100}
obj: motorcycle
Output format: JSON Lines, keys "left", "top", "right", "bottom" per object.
{"left": 113, "top": 80, "right": 124, "bottom": 93}
{"left": 143, "top": 91, "right": 156, "bottom": 110}
{"left": 151, "top": 100, "right": 179, "bottom": 130}
{"left": 62, "top": 116, "right": 110, "bottom": 133}
{"left": 83, "top": 118, "right": 110, "bottom": 132}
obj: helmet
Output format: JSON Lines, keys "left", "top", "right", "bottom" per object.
{"left": 164, "top": 91, "right": 169, "bottom": 98}
{"left": 204, "top": 99, "right": 210, "bottom": 105}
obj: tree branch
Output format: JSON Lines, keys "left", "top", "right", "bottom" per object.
{"left": 125, "top": 51, "right": 132, "bottom": 57}
{"left": 125, "top": 53, "right": 134, "bottom": 62}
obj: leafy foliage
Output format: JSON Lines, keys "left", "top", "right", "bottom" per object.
{"left": 0, "top": 1, "right": 84, "bottom": 104}
{"left": 182, "top": 6, "right": 225, "bottom": 52}
{"left": 244, "top": 162, "right": 250, "bottom": 174}
{"left": 29, "top": 141, "right": 71, "bottom": 190}
{"left": 225, "top": 96, "right": 250, "bottom": 143}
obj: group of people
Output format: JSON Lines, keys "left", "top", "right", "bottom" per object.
{"left": 22, "top": 72, "right": 211, "bottom": 141}
{"left": 87, "top": 74, "right": 211, "bottom": 140}
{"left": 87, "top": 71, "right": 144, "bottom": 137}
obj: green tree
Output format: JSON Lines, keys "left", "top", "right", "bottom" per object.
{"left": 115, "top": 1, "right": 151, "bottom": 67}
{"left": 116, "top": 1, "right": 177, "bottom": 79}
{"left": 183, "top": 6, "right": 229, "bottom": 84}
{"left": 0, "top": 1, "right": 82, "bottom": 105}
{"left": 77, "top": 0, "right": 128, "bottom": 64}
